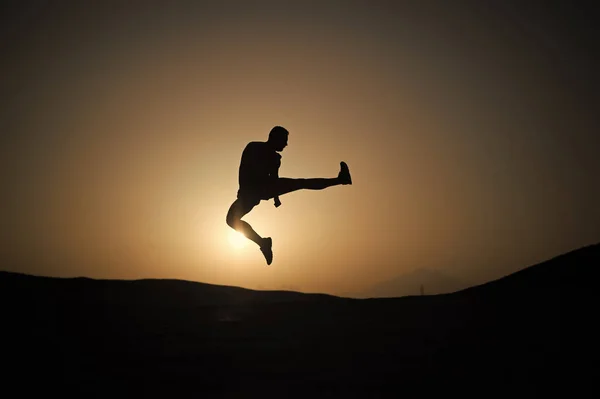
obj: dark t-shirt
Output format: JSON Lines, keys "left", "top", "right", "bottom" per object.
{"left": 238, "top": 141, "right": 281, "bottom": 193}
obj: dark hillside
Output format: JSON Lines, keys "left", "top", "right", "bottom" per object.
{"left": 1, "top": 243, "right": 598, "bottom": 397}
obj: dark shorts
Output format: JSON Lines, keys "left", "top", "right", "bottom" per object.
{"left": 237, "top": 182, "right": 277, "bottom": 205}
{"left": 236, "top": 178, "right": 302, "bottom": 206}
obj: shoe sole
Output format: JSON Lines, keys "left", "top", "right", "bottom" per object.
{"left": 340, "top": 161, "right": 352, "bottom": 184}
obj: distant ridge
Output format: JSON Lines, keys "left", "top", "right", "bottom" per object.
{"left": 1, "top": 241, "right": 599, "bottom": 303}
{"left": 0, "top": 269, "right": 341, "bottom": 308}
{"left": 362, "top": 267, "right": 469, "bottom": 298}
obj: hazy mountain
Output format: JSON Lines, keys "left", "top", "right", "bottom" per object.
{"left": 362, "top": 267, "right": 470, "bottom": 298}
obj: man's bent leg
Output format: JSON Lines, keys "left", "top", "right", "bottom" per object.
{"left": 226, "top": 199, "right": 273, "bottom": 265}
{"left": 225, "top": 198, "right": 263, "bottom": 246}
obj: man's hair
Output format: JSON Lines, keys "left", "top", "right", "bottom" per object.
{"left": 268, "top": 126, "right": 289, "bottom": 141}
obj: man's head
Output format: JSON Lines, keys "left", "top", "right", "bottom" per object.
{"left": 267, "top": 126, "right": 289, "bottom": 152}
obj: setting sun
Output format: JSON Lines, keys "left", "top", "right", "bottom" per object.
{"left": 228, "top": 230, "right": 248, "bottom": 250}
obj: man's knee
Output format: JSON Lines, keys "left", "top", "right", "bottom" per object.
{"left": 226, "top": 198, "right": 257, "bottom": 228}
{"left": 226, "top": 209, "right": 239, "bottom": 228}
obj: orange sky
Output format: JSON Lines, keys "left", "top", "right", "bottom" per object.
{"left": 1, "top": 1, "right": 599, "bottom": 296}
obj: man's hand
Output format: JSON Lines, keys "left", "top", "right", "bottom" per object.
{"left": 274, "top": 197, "right": 282, "bottom": 208}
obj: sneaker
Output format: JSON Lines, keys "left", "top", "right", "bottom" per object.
{"left": 338, "top": 161, "right": 352, "bottom": 185}
{"left": 260, "top": 237, "right": 273, "bottom": 265}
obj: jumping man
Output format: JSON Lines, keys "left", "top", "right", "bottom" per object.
{"left": 225, "top": 126, "right": 352, "bottom": 265}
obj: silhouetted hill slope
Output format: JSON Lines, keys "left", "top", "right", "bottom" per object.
{"left": 1, "top": 243, "right": 599, "bottom": 397}
{"left": 460, "top": 242, "right": 598, "bottom": 297}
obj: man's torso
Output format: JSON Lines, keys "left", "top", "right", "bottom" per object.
{"left": 238, "top": 141, "right": 281, "bottom": 193}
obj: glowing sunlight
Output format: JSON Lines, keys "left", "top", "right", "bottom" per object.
{"left": 228, "top": 230, "right": 248, "bottom": 250}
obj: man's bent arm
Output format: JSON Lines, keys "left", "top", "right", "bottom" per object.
{"left": 271, "top": 164, "right": 281, "bottom": 208}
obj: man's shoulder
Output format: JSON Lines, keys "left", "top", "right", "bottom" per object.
{"left": 244, "top": 141, "right": 277, "bottom": 156}
{"left": 244, "top": 141, "right": 267, "bottom": 151}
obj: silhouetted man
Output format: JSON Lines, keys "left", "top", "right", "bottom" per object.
{"left": 226, "top": 126, "right": 352, "bottom": 265}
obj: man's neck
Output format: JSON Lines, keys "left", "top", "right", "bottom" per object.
{"left": 265, "top": 141, "right": 276, "bottom": 151}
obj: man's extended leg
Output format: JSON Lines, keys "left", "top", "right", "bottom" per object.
{"left": 274, "top": 161, "right": 352, "bottom": 197}
{"left": 226, "top": 198, "right": 273, "bottom": 264}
